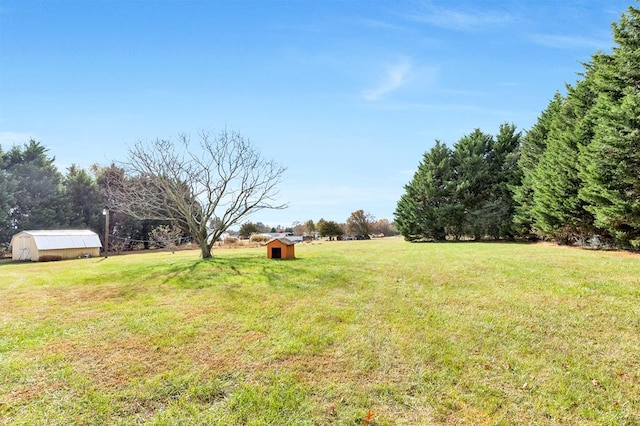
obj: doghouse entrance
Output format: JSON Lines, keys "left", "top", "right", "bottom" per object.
{"left": 272, "top": 247, "right": 282, "bottom": 259}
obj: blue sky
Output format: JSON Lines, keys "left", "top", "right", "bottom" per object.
{"left": 0, "top": 0, "right": 633, "bottom": 228}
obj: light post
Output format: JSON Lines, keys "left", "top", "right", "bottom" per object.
{"left": 102, "top": 207, "right": 109, "bottom": 258}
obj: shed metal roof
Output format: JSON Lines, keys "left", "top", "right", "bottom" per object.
{"left": 17, "top": 230, "right": 102, "bottom": 250}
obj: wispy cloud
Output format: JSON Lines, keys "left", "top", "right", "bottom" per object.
{"left": 528, "top": 33, "right": 611, "bottom": 50}
{"left": 362, "top": 60, "right": 412, "bottom": 101}
{"left": 408, "top": 5, "right": 517, "bottom": 31}
{"left": 356, "top": 17, "right": 408, "bottom": 32}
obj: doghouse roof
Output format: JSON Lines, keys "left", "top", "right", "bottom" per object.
{"left": 13, "top": 230, "right": 102, "bottom": 250}
{"left": 266, "top": 237, "right": 295, "bottom": 246}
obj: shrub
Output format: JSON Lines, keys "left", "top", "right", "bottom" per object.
{"left": 249, "top": 234, "right": 270, "bottom": 243}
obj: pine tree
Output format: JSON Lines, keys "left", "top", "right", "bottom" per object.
{"left": 453, "top": 129, "right": 495, "bottom": 239}
{"left": 513, "top": 93, "right": 563, "bottom": 238}
{"left": 394, "top": 141, "right": 455, "bottom": 241}
{"left": 488, "top": 123, "right": 522, "bottom": 239}
{"left": 3, "top": 140, "right": 70, "bottom": 238}
{"left": 0, "top": 146, "right": 17, "bottom": 244}
{"left": 580, "top": 6, "right": 640, "bottom": 247}
{"left": 531, "top": 75, "right": 597, "bottom": 244}
{"left": 64, "top": 165, "right": 105, "bottom": 230}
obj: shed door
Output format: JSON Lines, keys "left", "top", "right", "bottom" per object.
{"left": 272, "top": 247, "right": 282, "bottom": 259}
{"left": 18, "top": 236, "right": 31, "bottom": 260}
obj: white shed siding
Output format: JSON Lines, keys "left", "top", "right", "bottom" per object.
{"left": 10, "top": 230, "right": 102, "bottom": 261}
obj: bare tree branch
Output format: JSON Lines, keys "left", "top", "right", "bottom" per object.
{"left": 105, "top": 130, "right": 286, "bottom": 258}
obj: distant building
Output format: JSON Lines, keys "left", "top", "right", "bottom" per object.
{"left": 10, "top": 230, "right": 102, "bottom": 261}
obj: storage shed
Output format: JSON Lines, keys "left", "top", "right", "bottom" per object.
{"left": 266, "top": 237, "right": 295, "bottom": 259}
{"left": 10, "top": 230, "right": 102, "bottom": 261}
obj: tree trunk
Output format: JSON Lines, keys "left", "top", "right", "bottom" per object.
{"left": 197, "top": 230, "right": 213, "bottom": 258}
{"left": 200, "top": 240, "right": 212, "bottom": 258}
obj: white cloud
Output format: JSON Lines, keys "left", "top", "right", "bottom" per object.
{"left": 362, "top": 60, "right": 412, "bottom": 101}
{"left": 408, "top": 5, "right": 517, "bottom": 31}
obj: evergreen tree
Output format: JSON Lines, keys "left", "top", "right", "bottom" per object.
{"left": 531, "top": 75, "right": 597, "bottom": 244}
{"left": 0, "top": 146, "right": 17, "bottom": 244}
{"left": 453, "top": 129, "right": 495, "bottom": 240}
{"left": 239, "top": 222, "right": 259, "bottom": 238}
{"left": 92, "top": 163, "right": 155, "bottom": 250}
{"left": 394, "top": 141, "right": 456, "bottom": 241}
{"left": 64, "top": 165, "right": 105, "bottom": 231}
{"left": 580, "top": 6, "right": 640, "bottom": 247}
{"left": 316, "top": 219, "right": 343, "bottom": 239}
{"left": 2, "top": 140, "right": 70, "bottom": 239}
{"left": 487, "top": 123, "right": 522, "bottom": 239}
{"left": 513, "top": 93, "right": 564, "bottom": 238}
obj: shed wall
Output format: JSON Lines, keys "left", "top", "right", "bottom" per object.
{"left": 12, "top": 235, "right": 37, "bottom": 261}
{"left": 11, "top": 232, "right": 102, "bottom": 261}
{"left": 37, "top": 247, "right": 101, "bottom": 261}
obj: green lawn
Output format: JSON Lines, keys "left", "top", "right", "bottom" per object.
{"left": 1, "top": 238, "right": 639, "bottom": 425}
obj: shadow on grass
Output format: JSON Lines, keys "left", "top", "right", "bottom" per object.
{"left": 154, "top": 255, "right": 316, "bottom": 290}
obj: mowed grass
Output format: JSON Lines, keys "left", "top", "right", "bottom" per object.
{"left": 1, "top": 238, "right": 639, "bottom": 425}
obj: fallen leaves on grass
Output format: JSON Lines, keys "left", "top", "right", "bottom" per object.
{"left": 362, "top": 409, "right": 374, "bottom": 424}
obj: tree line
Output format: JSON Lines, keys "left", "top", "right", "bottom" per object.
{"left": 396, "top": 5, "right": 640, "bottom": 250}
{"left": 0, "top": 140, "right": 179, "bottom": 252}
{"left": 394, "top": 125, "right": 521, "bottom": 242}
{"left": 0, "top": 136, "right": 396, "bottom": 257}
{"left": 1, "top": 131, "right": 286, "bottom": 259}
{"left": 238, "top": 211, "right": 398, "bottom": 240}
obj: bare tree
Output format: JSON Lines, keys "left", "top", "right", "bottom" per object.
{"left": 346, "top": 209, "right": 374, "bottom": 237}
{"left": 149, "top": 224, "right": 184, "bottom": 254}
{"left": 105, "top": 130, "right": 286, "bottom": 258}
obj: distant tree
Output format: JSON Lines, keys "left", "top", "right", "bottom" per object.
{"left": 149, "top": 224, "right": 184, "bottom": 253}
{"left": 93, "top": 163, "right": 159, "bottom": 250}
{"left": 255, "top": 222, "right": 270, "bottom": 233}
{"left": 317, "top": 218, "right": 343, "bottom": 239}
{"left": 1, "top": 140, "right": 69, "bottom": 242}
{"left": 304, "top": 219, "right": 315, "bottom": 235}
{"left": 105, "top": 130, "right": 286, "bottom": 258}
{"left": 64, "top": 165, "right": 104, "bottom": 231}
{"left": 346, "top": 209, "right": 374, "bottom": 237}
{"left": 371, "top": 218, "right": 398, "bottom": 236}
{"left": 239, "top": 222, "right": 260, "bottom": 238}
{"left": 0, "top": 146, "right": 16, "bottom": 244}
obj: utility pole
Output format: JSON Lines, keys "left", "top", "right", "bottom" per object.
{"left": 103, "top": 208, "right": 109, "bottom": 258}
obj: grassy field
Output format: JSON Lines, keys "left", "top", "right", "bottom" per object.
{"left": 1, "top": 238, "right": 639, "bottom": 425}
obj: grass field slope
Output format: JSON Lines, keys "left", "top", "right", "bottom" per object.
{"left": 1, "top": 238, "right": 639, "bottom": 425}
